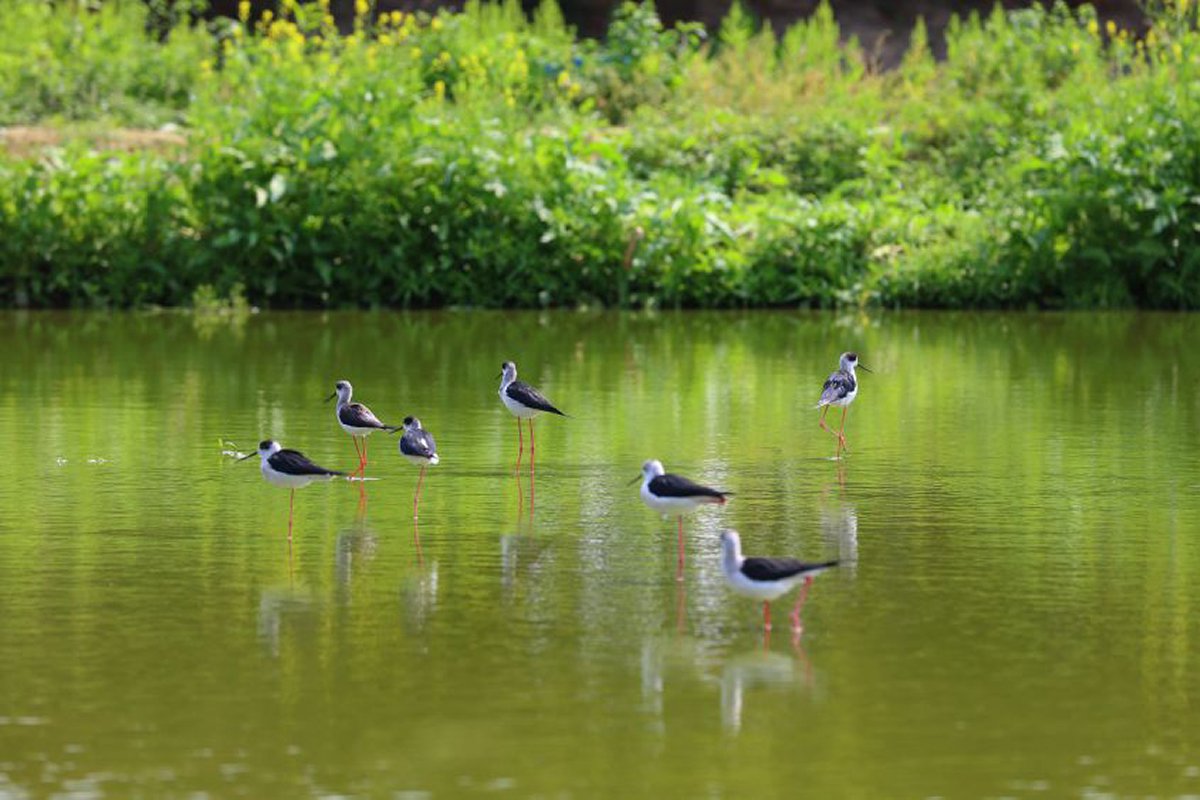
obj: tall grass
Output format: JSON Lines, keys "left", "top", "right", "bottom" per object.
{"left": 3, "top": 0, "right": 1200, "bottom": 309}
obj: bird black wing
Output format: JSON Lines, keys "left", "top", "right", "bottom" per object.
{"left": 339, "top": 402, "right": 396, "bottom": 430}
{"left": 400, "top": 428, "right": 438, "bottom": 459}
{"left": 648, "top": 473, "right": 729, "bottom": 500}
{"left": 270, "top": 449, "right": 344, "bottom": 476}
{"left": 507, "top": 380, "right": 566, "bottom": 416}
{"left": 817, "top": 370, "right": 855, "bottom": 406}
{"left": 741, "top": 557, "right": 839, "bottom": 582}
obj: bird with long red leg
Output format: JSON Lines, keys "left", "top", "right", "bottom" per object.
{"left": 497, "top": 361, "right": 566, "bottom": 477}
{"left": 634, "top": 459, "right": 731, "bottom": 581}
{"left": 240, "top": 440, "right": 344, "bottom": 542}
{"left": 815, "top": 351, "right": 871, "bottom": 459}
{"left": 397, "top": 416, "right": 439, "bottom": 519}
{"left": 327, "top": 380, "right": 398, "bottom": 478}
{"left": 719, "top": 529, "right": 838, "bottom": 632}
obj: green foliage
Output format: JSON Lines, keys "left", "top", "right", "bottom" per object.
{"left": 3, "top": 0, "right": 1200, "bottom": 309}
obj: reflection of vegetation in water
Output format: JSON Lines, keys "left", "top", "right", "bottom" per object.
{"left": 5, "top": 2, "right": 1200, "bottom": 308}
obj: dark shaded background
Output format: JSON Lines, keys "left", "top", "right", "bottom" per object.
{"left": 203, "top": 0, "right": 1144, "bottom": 67}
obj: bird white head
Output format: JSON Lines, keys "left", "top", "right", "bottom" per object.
{"left": 499, "top": 361, "right": 517, "bottom": 387}
{"left": 719, "top": 529, "right": 744, "bottom": 564}
{"left": 326, "top": 380, "right": 353, "bottom": 406}
{"left": 402, "top": 416, "right": 422, "bottom": 432}
{"left": 641, "top": 459, "right": 666, "bottom": 480}
{"left": 839, "top": 352, "right": 871, "bottom": 374}
{"left": 257, "top": 439, "right": 282, "bottom": 458}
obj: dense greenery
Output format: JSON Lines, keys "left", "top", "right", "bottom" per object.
{"left": 3, "top": 0, "right": 1200, "bottom": 309}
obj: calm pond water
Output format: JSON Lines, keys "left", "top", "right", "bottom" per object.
{"left": 1, "top": 310, "right": 1198, "bottom": 798}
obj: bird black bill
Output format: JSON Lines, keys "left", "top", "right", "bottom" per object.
{"left": 859, "top": 364, "right": 873, "bottom": 373}
{"left": 627, "top": 474, "right": 642, "bottom": 486}
{"left": 324, "top": 392, "right": 337, "bottom": 402}
{"left": 237, "top": 451, "right": 257, "bottom": 461}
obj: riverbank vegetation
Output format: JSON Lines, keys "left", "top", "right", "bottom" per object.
{"left": 3, "top": 0, "right": 1200, "bottom": 309}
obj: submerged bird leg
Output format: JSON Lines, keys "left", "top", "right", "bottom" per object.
{"left": 763, "top": 601, "right": 772, "bottom": 631}
{"left": 790, "top": 576, "right": 814, "bottom": 629}
{"left": 676, "top": 516, "right": 686, "bottom": 581}
{"left": 413, "top": 465, "right": 426, "bottom": 519}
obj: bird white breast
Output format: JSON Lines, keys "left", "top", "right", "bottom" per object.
{"left": 339, "top": 421, "right": 381, "bottom": 436}
{"left": 723, "top": 567, "right": 809, "bottom": 601}
{"left": 500, "top": 388, "right": 541, "bottom": 418}
{"left": 829, "top": 386, "right": 858, "bottom": 407}
{"left": 262, "top": 461, "right": 322, "bottom": 489}
{"left": 401, "top": 452, "right": 438, "bottom": 467}
{"left": 640, "top": 484, "right": 707, "bottom": 515}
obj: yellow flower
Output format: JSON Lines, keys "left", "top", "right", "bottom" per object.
{"left": 1106, "top": 20, "right": 1117, "bottom": 37}
{"left": 238, "top": 0, "right": 250, "bottom": 22}
{"left": 557, "top": 70, "right": 571, "bottom": 87}
{"left": 411, "top": 47, "right": 422, "bottom": 59}
{"left": 390, "top": 11, "right": 403, "bottom": 26}
{"left": 261, "top": 9, "right": 273, "bottom": 23}
{"left": 434, "top": 80, "right": 446, "bottom": 100}
{"left": 1174, "top": 42, "right": 1184, "bottom": 60}
{"left": 1086, "top": 19, "right": 1098, "bottom": 36}
{"left": 355, "top": 0, "right": 369, "bottom": 18}
{"left": 1179, "top": 0, "right": 1190, "bottom": 14}
{"left": 431, "top": 16, "right": 443, "bottom": 31}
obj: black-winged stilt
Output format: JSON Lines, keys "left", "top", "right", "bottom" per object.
{"left": 634, "top": 459, "right": 731, "bottom": 579}
{"left": 497, "top": 361, "right": 565, "bottom": 474}
{"left": 815, "top": 352, "right": 871, "bottom": 459}
{"left": 398, "top": 416, "right": 439, "bottom": 518}
{"left": 719, "top": 529, "right": 838, "bottom": 631}
{"left": 326, "top": 380, "right": 398, "bottom": 477}
{"left": 240, "top": 440, "right": 344, "bottom": 541}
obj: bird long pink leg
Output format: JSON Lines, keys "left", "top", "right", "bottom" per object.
{"left": 361, "top": 436, "right": 369, "bottom": 474}
{"left": 837, "top": 407, "right": 850, "bottom": 456}
{"left": 287, "top": 489, "right": 295, "bottom": 543}
{"left": 528, "top": 419, "right": 536, "bottom": 515}
{"left": 351, "top": 437, "right": 364, "bottom": 475}
{"left": 790, "top": 576, "right": 814, "bottom": 629}
{"left": 413, "top": 465, "right": 426, "bottom": 519}
{"left": 676, "top": 516, "right": 686, "bottom": 581}
{"left": 763, "top": 601, "right": 772, "bottom": 631}
{"left": 818, "top": 406, "right": 841, "bottom": 454}
{"left": 515, "top": 417, "right": 524, "bottom": 474}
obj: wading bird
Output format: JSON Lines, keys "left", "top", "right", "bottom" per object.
{"left": 719, "top": 529, "right": 838, "bottom": 631}
{"left": 397, "top": 416, "right": 439, "bottom": 518}
{"left": 497, "top": 361, "right": 565, "bottom": 474}
{"left": 241, "top": 440, "right": 344, "bottom": 541}
{"left": 327, "top": 380, "right": 398, "bottom": 477}
{"left": 634, "top": 459, "right": 731, "bottom": 579}
{"left": 815, "top": 352, "right": 871, "bottom": 459}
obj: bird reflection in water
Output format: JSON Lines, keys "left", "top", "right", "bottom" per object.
{"left": 256, "top": 588, "right": 316, "bottom": 659}
{"left": 720, "top": 646, "right": 813, "bottom": 734}
{"left": 334, "top": 524, "right": 379, "bottom": 603}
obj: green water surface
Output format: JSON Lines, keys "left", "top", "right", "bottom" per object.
{"left": 1, "top": 310, "right": 1198, "bottom": 798}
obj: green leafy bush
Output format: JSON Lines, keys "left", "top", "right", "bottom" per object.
{"left": 3, "top": 0, "right": 1200, "bottom": 309}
